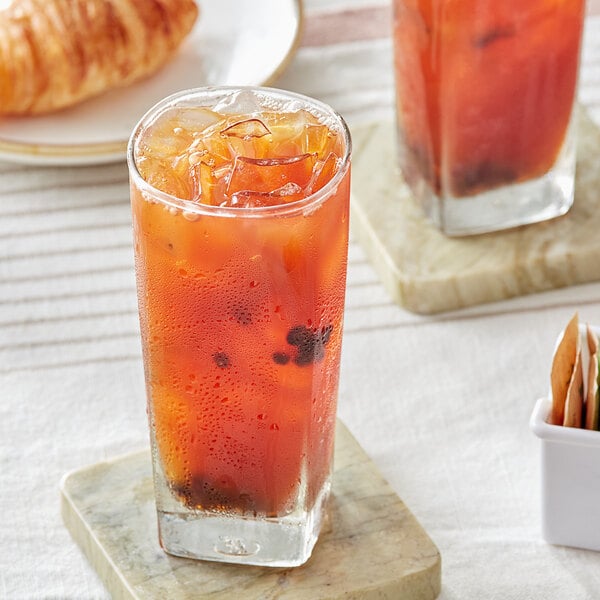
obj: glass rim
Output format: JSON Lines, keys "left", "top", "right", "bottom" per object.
{"left": 126, "top": 86, "right": 352, "bottom": 218}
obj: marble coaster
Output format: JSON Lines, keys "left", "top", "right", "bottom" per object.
{"left": 60, "top": 421, "right": 441, "bottom": 600}
{"left": 350, "top": 109, "right": 600, "bottom": 314}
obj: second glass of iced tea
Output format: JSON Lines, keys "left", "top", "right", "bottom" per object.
{"left": 128, "top": 87, "right": 351, "bottom": 567}
{"left": 393, "top": 0, "right": 586, "bottom": 235}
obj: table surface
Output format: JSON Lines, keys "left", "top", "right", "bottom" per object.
{"left": 3, "top": 1, "right": 600, "bottom": 598}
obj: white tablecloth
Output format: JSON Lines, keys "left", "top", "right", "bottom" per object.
{"left": 3, "top": 1, "right": 600, "bottom": 598}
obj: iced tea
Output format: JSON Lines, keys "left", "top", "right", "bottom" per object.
{"left": 128, "top": 88, "right": 351, "bottom": 566}
{"left": 393, "top": 0, "right": 585, "bottom": 234}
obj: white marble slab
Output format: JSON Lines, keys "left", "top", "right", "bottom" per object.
{"left": 60, "top": 421, "right": 441, "bottom": 599}
{"left": 350, "top": 109, "right": 600, "bottom": 314}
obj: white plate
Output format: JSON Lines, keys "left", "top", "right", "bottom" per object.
{"left": 0, "top": 0, "right": 303, "bottom": 166}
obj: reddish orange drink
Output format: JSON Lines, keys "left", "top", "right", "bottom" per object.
{"left": 128, "top": 88, "right": 351, "bottom": 566}
{"left": 393, "top": 0, "right": 585, "bottom": 234}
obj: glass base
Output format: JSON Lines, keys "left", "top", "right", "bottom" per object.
{"left": 432, "top": 168, "right": 574, "bottom": 237}
{"left": 156, "top": 481, "right": 330, "bottom": 567}
{"left": 406, "top": 119, "right": 576, "bottom": 237}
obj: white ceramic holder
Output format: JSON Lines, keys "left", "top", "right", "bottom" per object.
{"left": 530, "top": 382, "right": 600, "bottom": 551}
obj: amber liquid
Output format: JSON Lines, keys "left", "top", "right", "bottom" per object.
{"left": 132, "top": 105, "right": 350, "bottom": 517}
{"left": 393, "top": 0, "right": 585, "bottom": 197}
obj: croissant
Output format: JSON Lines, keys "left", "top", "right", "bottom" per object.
{"left": 0, "top": 0, "right": 198, "bottom": 115}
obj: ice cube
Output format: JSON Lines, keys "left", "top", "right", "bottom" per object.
{"left": 172, "top": 107, "right": 223, "bottom": 134}
{"left": 188, "top": 150, "right": 207, "bottom": 166}
{"left": 197, "top": 161, "right": 231, "bottom": 206}
{"left": 303, "top": 122, "right": 339, "bottom": 159}
{"left": 227, "top": 153, "right": 317, "bottom": 196}
{"left": 307, "top": 152, "right": 339, "bottom": 193}
{"left": 213, "top": 89, "right": 263, "bottom": 115}
{"left": 272, "top": 182, "right": 302, "bottom": 196}
{"left": 229, "top": 190, "right": 271, "bottom": 208}
{"left": 220, "top": 118, "right": 271, "bottom": 139}
{"left": 229, "top": 185, "right": 304, "bottom": 208}
{"left": 268, "top": 109, "right": 318, "bottom": 148}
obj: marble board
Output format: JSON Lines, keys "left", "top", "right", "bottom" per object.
{"left": 60, "top": 421, "right": 441, "bottom": 599}
{"left": 350, "top": 109, "right": 600, "bottom": 314}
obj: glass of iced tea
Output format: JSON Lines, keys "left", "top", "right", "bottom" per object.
{"left": 392, "top": 0, "right": 586, "bottom": 235}
{"left": 127, "top": 87, "right": 351, "bottom": 567}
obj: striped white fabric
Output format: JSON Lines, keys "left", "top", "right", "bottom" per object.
{"left": 2, "top": 2, "right": 600, "bottom": 598}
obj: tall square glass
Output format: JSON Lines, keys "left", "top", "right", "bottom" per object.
{"left": 392, "top": 0, "right": 586, "bottom": 236}
{"left": 127, "top": 87, "right": 351, "bottom": 567}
